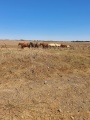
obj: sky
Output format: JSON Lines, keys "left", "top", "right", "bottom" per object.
{"left": 0, "top": 0, "right": 90, "bottom": 41}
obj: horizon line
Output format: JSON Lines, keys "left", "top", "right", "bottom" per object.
{"left": 0, "top": 39, "right": 90, "bottom": 42}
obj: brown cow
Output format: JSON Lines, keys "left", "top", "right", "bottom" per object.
{"left": 40, "top": 43, "right": 48, "bottom": 48}
{"left": 60, "top": 44, "right": 71, "bottom": 48}
{"left": 18, "top": 42, "right": 30, "bottom": 49}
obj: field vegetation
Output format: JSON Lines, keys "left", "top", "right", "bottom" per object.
{"left": 0, "top": 40, "right": 90, "bottom": 120}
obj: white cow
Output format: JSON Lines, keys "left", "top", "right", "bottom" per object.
{"left": 48, "top": 43, "right": 61, "bottom": 48}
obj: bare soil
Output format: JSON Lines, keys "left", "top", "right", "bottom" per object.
{"left": 0, "top": 40, "right": 90, "bottom": 120}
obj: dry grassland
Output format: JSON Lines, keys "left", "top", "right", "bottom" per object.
{"left": 0, "top": 40, "right": 90, "bottom": 120}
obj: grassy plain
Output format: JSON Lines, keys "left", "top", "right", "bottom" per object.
{"left": 0, "top": 40, "right": 90, "bottom": 120}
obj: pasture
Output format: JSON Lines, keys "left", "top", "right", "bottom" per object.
{"left": 0, "top": 40, "right": 90, "bottom": 120}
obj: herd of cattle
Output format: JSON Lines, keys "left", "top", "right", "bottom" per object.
{"left": 18, "top": 42, "right": 71, "bottom": 49}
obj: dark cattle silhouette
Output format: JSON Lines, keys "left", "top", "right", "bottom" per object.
{"left": 29, "top": 42, "right": 34, "bottom": 47}
{"left": 18, "top": 43, "right": 30, "bottom": 49}
{"left": 60, "top": 44, "right": 68, "bottom": 48}
{"left": 60, "top": 44, "right": 71, "bottom": 48}
{"left": 30, "top": 42, "right": 39, "bottom": 48}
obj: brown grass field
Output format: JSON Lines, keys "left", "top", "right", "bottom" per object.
{"left": 0, "top": 40, "right": 90, "bottom": 120}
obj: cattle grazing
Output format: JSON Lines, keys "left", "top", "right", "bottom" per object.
{"left": 48, "top": 43, "right": 56, "bottom": 48}
{"left": 18, "top": 42, "right": 30, "bottom": 49}
{"left": 30, "top": 42, "right": 39, "bottom": 48}
{"left": 34, "top": 43, "right": 39, "bottom": 48}
{"left": 48, "top": 43, "right": 61, "bottom": 48}
{"left": 60, "top": 44, "right": 71, "bottom": 48}
{"left": 40, "top": 43, "right": 48, "bottom": 48}
{"left": 55, "top": 44, "right": 61, "bottom": 48}
{"left": 29, "top": 42, "right": 34, "bottom": 47}
{"left": 60, "top": 44, "right": 67, "bottom": 48}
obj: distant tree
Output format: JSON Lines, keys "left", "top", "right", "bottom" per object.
{"left": 20, "top": 39, "right": 25, "bottom": 41}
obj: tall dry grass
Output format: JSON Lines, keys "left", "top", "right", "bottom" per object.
{"left": 0, "top": 45, "right": 90, "bottom": 84}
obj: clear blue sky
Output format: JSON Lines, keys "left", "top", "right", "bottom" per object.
{"left": 0, "top": 0, "right": 90, "bottom": 41}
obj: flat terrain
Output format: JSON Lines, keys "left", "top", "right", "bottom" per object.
{"left": 0, "top": 40, "right": 90, "bottom": 120}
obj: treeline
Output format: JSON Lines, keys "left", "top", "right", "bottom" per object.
{"left": 71, "top": 40, "right": 90, "bottom": 42}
